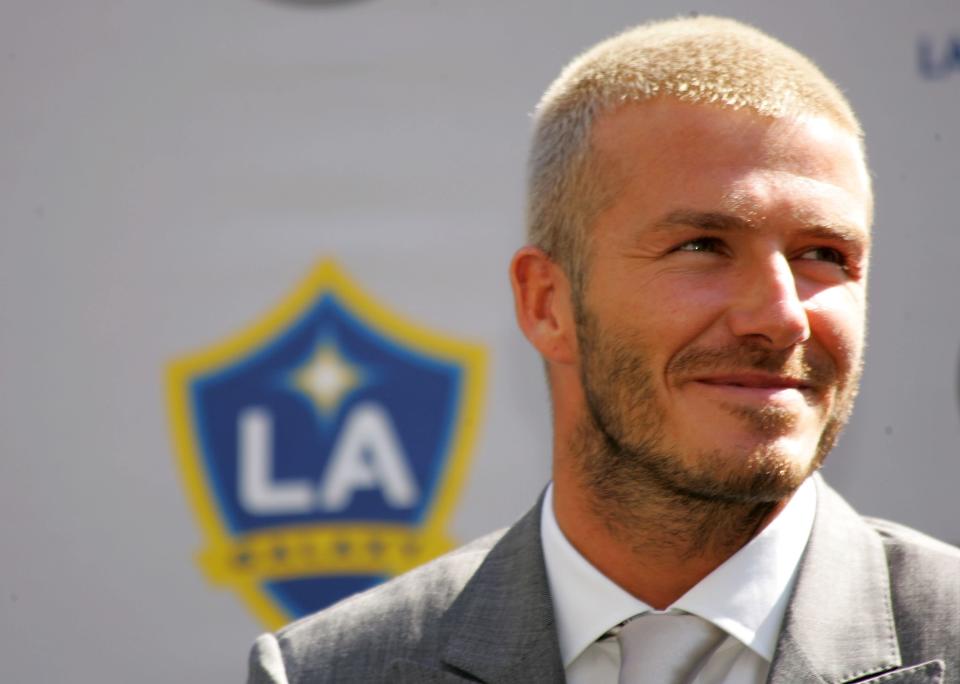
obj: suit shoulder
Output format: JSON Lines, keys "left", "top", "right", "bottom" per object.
{"left": 864, "top": 516, "right": 960, "bottom": 610}
{"left": 280, "top": 527, "right": 505, "bottom": 638}
{"left": 861, "top": 517, "right": 960, "bottom": 659}
{"left": 863, "top": 516, "right": 960, "bottom": 563}
{"left": 270, "top": 528, "right": 506, "bottom": 681}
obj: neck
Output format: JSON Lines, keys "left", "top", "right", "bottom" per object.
{"left": 552, "top": 420, "right": 789, "bottom": 608}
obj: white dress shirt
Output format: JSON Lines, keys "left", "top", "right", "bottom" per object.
{"left": 540, "top": 475, "right": 818, "bottom": 684}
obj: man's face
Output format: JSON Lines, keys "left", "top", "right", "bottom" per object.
{"left": 573, "top": 100, "right": 872, "bottom": 503}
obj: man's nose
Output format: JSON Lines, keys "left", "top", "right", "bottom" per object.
{"left": 725, "top": 254, "right": 811, "bottom": 349}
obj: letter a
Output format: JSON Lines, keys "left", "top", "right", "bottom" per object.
{"left": 317, "top": 402, "right": 419, "bottom": 511}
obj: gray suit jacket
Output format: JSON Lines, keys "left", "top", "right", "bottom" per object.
{"left": 247, "top": 479, "right": 959, "bottom": 683}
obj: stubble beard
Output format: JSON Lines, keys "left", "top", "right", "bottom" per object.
{"left": 571, "top": 303, "right": 861, "bottom": 555}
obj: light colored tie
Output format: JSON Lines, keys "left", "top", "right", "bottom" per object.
{"left": 616, "top": 612, "right": 725, "bottom": 684}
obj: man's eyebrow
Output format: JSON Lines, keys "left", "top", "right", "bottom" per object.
{"left": 653, "top": 210, "right": 753, "bottom": 232}
{"left": 653, "top": 209, "right": 871, "bottom": 246}
{"left": 800, "top": 223, "right": 872, "bottom": 248}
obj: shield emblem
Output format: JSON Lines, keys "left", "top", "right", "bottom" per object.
{"left": 167, "top": 260, "right": 486, "bottom": 628}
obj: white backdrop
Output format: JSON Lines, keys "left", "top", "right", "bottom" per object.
{"left": 2, "top": 1, "right": 958, "bottom": 682}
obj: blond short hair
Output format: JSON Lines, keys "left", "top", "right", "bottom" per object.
{"left": 527, "top": 15, "right": 863, "bottom": 289}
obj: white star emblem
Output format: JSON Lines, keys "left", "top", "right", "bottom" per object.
{"left": 293, "top": 343, "right": 361, "bottom": 415}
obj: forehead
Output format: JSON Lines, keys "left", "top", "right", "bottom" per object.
{"left": 589, "top": 99, "right": 873, "bottom": 232}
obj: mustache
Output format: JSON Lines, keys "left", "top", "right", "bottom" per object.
{"left": 667, "top": 342, "right": 836, "bottom": 388}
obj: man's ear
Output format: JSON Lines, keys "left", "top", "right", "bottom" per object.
{"left": 509, "top": 246, "right": 578, "bottom": 365}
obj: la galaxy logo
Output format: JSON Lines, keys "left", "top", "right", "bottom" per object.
{"left": 167, "top": 260, "right": 486, "bottom": 628}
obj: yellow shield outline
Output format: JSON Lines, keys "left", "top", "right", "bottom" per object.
{"left": 166, "top": 259, "right": 487, "bottom": 628}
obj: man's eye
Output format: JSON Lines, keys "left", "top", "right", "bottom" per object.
{"left": 797, "top": 247, "right": 846, "bottom": 267}
{"left": 675, "top": 237, "right": 724, "bottom": 253}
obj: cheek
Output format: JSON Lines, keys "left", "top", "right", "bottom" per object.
{"left": 654, "top": 275, "right": 738, "bottom": 347}
{"left": 636, "top": 282, "right": 728, "bottom": 346}
{"left": 805, "top": 287, "right": 866, "bottom": 370}
{"left": 647, "top": 268, "right": 733, "bottom": 313}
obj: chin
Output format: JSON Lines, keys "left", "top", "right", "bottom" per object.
{"left": 670, "top": 441, "right": 818, "bottom": 504}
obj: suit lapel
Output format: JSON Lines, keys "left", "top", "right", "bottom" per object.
{"left": 387, "top": 659, "right": 487, "bottom": 683}
{"left": 769, "top": 477, "right": 903, "bottom": 684}
{"left": 436, "top": 496, "right": 565, "bottom": 683}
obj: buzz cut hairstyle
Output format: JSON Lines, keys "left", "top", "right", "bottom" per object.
{"left": 527, "top": 15, "right": 863, "bottom": 291}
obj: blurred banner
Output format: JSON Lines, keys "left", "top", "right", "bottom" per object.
{"left": 2, "top": 1, "right": 958, "bottom": 682}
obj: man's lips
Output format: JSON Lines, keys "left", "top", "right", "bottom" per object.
{"left": 692, "top": 373, "right": 812, "bottom": 391}
{"left": 685, "top": 373, "right": 819, "bottom": 405}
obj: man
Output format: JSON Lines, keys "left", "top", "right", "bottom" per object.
{"left": 249, "top": 16, "right": 959, "bottom": 684}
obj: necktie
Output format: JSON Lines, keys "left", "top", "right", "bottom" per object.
{"left": 615, "top": 612, "right": 725, "bottom": 684}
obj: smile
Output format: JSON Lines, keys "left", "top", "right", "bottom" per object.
{"left": 695, "top": 374, "right": 810, "bottom": 390}
{"left": 690, "top": 374, "right": 817, "bottom": 405}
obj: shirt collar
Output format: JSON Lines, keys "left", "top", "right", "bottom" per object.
{"left": 540, "top": 475, "right": 817, "bottom": 667}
